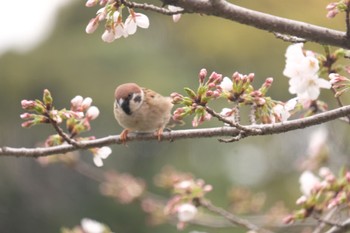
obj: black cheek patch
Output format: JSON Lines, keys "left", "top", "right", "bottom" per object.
{"left": 134, "top": 95, "right": 142, "bottom": 103}
{"left": 121, "top": 98, "right": 132, "bottom": 115}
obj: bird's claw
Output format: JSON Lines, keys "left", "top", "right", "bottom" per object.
{"left": 119, "top": 129, "right": 129, "bottom": 145}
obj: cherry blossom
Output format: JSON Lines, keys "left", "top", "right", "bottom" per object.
{"left": 125, "top": 10, "right": 150, "bottom": 35}
{"left": 272, "top": 98, "right": 297, "bottom": 122}
{"left": 101, "top": 29, "right": 116, "bottom": 43}
{"left": 168, "top": 5, "right": 183, "bottom": 22}
{"left": 220, "top": 76, "right": 233, "bottom": 92}
{"left": 93, "top": 146, "right": 112, "bottom": 167}
{"left": 283, "top": 43, "right": 331, "bottom": 103}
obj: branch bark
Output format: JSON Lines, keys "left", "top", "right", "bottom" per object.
{"left": 160, "top": 0, "right": 350, "bottom": 48}
{"left": 1, "top": 105, "right": 350, "bottom": 157}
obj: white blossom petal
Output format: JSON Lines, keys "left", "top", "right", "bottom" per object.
{"left": 299, "top": 170, "right": 320, "bottom": 196}
{"left": 220, "top": 77, "right": 233, "bottom": 92}
{"left": 93, "top": 156, "right": 103, "bottom": 167}
{"left": 125, "top": 17, "right": 137, "bottom": 35}
{"left": 81, "top": 218, "right": 105, "bottom": 233}
{"left": 101, "top": 30, "right": 115, "bottom": 43}
{"left": 135, "top": 13, "right": 150, "bottom": 28}
{"left": 97, "top": 146, "right": 112, "bottom": 159}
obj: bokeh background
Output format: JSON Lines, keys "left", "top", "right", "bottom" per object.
{"left": 0, "top": 0, "right": 349, "bottom": 232}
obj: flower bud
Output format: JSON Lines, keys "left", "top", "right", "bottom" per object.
{"left": 198, "top": 68, "right": 207, "bottom": 84}
{"left": 82, "top": 97, "right": 93, "bottom": 110}
{"left": 43, "top": 89, "right": 53, "bottom": 109}
{"left": 71, "top": 95, "right": 83, "bottom": 110}
{"left": 21, "top": 121, "right": 35, "bottom": 128}
{"left": 86, "top": 106, "right": 100, "bottom": 120}
{"left": 21, "top": 100, "right": 36, "bottom": 110}
{"left": 20, "top": 113, "right": 33, "bottom": 120}
{"left": 296, "top": 195, "right": 307, "bottom": 205}
{"left": 85, "top": 0, "right": 98, "bottom": 7}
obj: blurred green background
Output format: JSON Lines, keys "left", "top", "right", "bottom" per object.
{"left": 0, "top": 0, "right": 349, "bottom": 232}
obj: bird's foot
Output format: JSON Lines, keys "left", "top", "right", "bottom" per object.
{"left": 119, "top": 129, "right": 129, "bottom": 145}
{"left": 155, "top": 128, "right": 164, "bottom": 141}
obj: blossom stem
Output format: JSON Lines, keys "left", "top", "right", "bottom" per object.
{"left": 45, "top": 112, "right": 81, "bottom": 148}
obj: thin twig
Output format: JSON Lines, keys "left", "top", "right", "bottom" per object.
{"left": 205, "top": 105, "right": 261, "bottom": 134}
{"left": 346, "top": 8, "right": 350, "bottom": 38}
{"left": 121, "top": 0, "right": 185, "bottom": 15}
{"left": 325, "top": 218, "right": 350, "bottom": 233}
{"left": 46, "top": 115, "right": 81, "bottom": 148}
{"left": 199, "top": 199, "right": 273, "bottom": 233}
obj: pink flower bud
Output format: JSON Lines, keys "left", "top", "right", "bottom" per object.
{"left": 20, "top": 113, "right": 33, "bottom": 119}
{"left": 21, "top": 121, "right": 35, "bottom": 128}
{"left": 198, "top": 68, "right": 207, "bottom": 84}
{"left": 21, "top": 100, "right": 36, "bottom": 110}
{"left": 264, "top": 77, "right": 274, "bottom": 87}
{"left": 283, "top": 215, "right": 295, "bottom": 224}
{"left": 326, "top": 2, "right": 337, "bottom": 10}
{"left": 257, "top": 98, "right": 266, "bottom": 106}
{"left": 208, "top": 72, "right": 221, "bottom": 84}
{"left": 248, "top": 73, "right": 255, "bottom": 82}
{"left": 85, "top": 0, "right": 98, "bottom": 7}
{"left": 296, "top": 195, "right": 307, "bottom": 205}
{"left": 86, "top": 106, "right": 100, "bottom": 120}
{"left": 71, "top": 95, "right": 83, "bottom": 109}
{"left": 346, "top": 171, "right": 350, "bottom": 183}
{"left": 82, "top": 97, "right": 93, "bottom": 110}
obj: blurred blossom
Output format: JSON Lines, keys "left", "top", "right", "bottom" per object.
{"left": 307, "top": 127, "right": 328, "bottom": 158}
{"left": 299, "top": 170, "right": 320, "bottom": 196}
{"left": 295, "top": 195, "right": 307, "bottom": 205}
{"left": 227, "top": 187, "right": 266, "bottom": 214}
{"left": 154, "top": 166, "right": 193, "bottom": 189}
{"left": 100, "top": 171, "right": 145, "bottom": 203}
{"left": 177, "top": 203, "right": 198, "bottom": 222}
{"left": 81, "top": 218, "right": 105, "bottom": 233}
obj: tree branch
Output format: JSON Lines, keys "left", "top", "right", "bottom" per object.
{"left": 2, "top": 105, "right": 350, "bottom": 157}
{"left": 325, "top": 218, "right": 350, "bottom": 233}
{"left": 161, "top": 0, "right": 350, "bottom": 48}
{"left": 199, "top": 199, "right": 273, "bottom": 233}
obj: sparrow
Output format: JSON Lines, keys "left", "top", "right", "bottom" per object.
{"left": 114, "top": 83, "right": 173, "bottom": 143}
